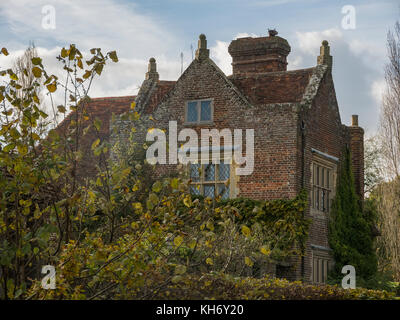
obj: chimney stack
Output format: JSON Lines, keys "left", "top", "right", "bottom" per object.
{"left": 145, "top": 57, "right": 159, "bottom": 80}
{"left": 195, "top": 34, "right": 209, "bottom": 61}
{"left": 348, "top": 115, "right": 364, "bottom": 200}
{"left": 317, "top": 40, "right": 333, "bottom": 71}
{"left": 228, "top": 29, "right": 291, "bottom": 75}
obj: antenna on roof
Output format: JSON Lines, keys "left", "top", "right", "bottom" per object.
{"left": 180, "top": 52, "right": 184, "bottom": 75}
{"left": 190, "top": 44, "right": 193, "bottom": 60}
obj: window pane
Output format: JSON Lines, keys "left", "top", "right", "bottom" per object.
{"left": 218, "top": 163, "right": 230, "bottom": 181}
{"left": 187, "top": 102, "right": 198, "bottom": 122}
{"left": 204, "top": 164, "right": 215, "bottom": 181}
{"left": 190, "top": 163, "right": 200, "bottom": 182}
{"left": 313, "top": 164, "right": 317, "bottom": 185}
{"left": 317, "top": 166, "right": 320, "bottom": 186}
{"left": 321, "top": 168, "right": 325, "bottom": 187}
{"left": 200, "top": 100, "right": 212, "bottom": 121}
{"left": 217, "top": 184, "right": 229, "bottom": 200}
{"left": 190, "top": 185, "right": 201, "bottom": 195}
{"left": 327, "top": 169, "right": 330, "bottom": 189}
{"left": 204, "top": 185, "right": 215, "bottom": 198}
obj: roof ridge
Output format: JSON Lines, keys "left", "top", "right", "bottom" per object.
{"left": 228, "top": 66, "right": 316, "bottom": 79}
{"left": 89, "top": 95, "right": 136, "bottom": 101}
{"left": 299, "top": 64, "right": 328, "bottom": 108}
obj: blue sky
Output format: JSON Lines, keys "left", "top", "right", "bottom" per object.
{"left": 0, "top": 0, "right": 399, "bottom": 133}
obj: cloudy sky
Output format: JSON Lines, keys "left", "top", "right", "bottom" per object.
{"left": 0, "top": 0, "right": 398, "bottom": 134}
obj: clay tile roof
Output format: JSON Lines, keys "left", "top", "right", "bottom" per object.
{"left": 228, "top": 67, "right": 315, "bottom": 105}
{"left": 54, "top": 95, "right": 136, "bottom": 180}
{"left": 143, "top": 80, "right": 176, "bottom": 114}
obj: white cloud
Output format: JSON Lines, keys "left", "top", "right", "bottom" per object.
{"left": 210, "top": 40, "right": 231, "bottom": 75}
{"left": 371, "top": 79, "right": 386, "bottom": 106}
{"left": 295, "top": 28, "right": 343, "bottom": 55}
{"left": 210, "top": 32, "right": 259, "bottom": 76}
{"left": 0, "top": 0, "right": 184, "bottom": 104}
{"left": 0, "top": 0, "right": 176, "bottom": 58}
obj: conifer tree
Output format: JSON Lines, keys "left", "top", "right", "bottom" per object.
{"left": 328, "top": 148, "right": 377, "bottom": 282}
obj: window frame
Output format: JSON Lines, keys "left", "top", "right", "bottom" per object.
{"left": 184, "top": 98, "right": 214, "bottom": 125}
{"left": 310, "top": 156, "right": 337, "bottom": 216}
{"left": 311, "top": 250, "right": 332, "bottom": 284}
{"left": 189, "top": 160, "right": 235, "bottom": 200}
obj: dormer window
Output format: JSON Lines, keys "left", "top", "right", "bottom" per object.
{"left": 185, "top": 99, "right": 213, "bottom": 124}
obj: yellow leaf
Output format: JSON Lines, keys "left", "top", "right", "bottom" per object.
{"left": 183, "top": 196, "right": 192, "bottom": 208}
{"left": 47, "top": 82, "right": 57, "bottom": 93}
{"left": 174, "top": 236, "right": 183, "bottom": 247}
{"left": 241, "top": 225, "right": 251, "bottom": 237}
{"left": 57, "top": 105, "right": 66, "bottom": 113}
{"left": 91, "top": 138, "right": 100, "bottom": 150}
{"left": 31, "top": 57, "right": 42, "bottom": 65}
{"left": 245, "top": 256, "right": 254, "bottom": 267}
{"left": 83, "top": 70, "right": 91, "bottom": 79}
{"left": 108, "top": 51, "right": 118, "bottom": 63}
{"left": 170, "top": 178, "right": 179, "bottom": 189}
{"left": 206, "top": 258, "right": 213, "bottom": 265}
{"left": 130, "top": 101, "right": 136, "bottom": 110}
{"left": 260, "top": 247, "right": 271, "bottom": 256}
{"left": 77, "top": 59, "right": 83, "bottom": 69}
{"left": 188, "top": 240, "right": 197, "bottom": 249}
{"left": 61, "top": 48, "right": 68, "bottom": 58}
{"left": 32, "top": 67, "right": 42, "bottom": 78}
{"left": 1, "top": 47, "right": 9, "bottom": 56}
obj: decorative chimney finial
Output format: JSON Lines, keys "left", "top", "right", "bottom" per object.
{"left": 195, "top": 34, "right": 209, "bottom": 61}
{"left": 317, "top": 40, "right": 333, "bottom": 70}
{"left": 145, "top": 57, "right": 159, "bottom": 80}
{"left": 268, "top": 29, "right": 278, "bottom": 37}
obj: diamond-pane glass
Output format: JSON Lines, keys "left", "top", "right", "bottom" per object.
{"left": 190, "top": 185, "right": 201, "bottom": 195}
{"left": 218, "top": 184, "right": 229, "bottom": 200}
{"left": 218, "top": 163, "right": 230, "bottom": 181}
{"left": 200, "top": 100, "right": 211, "bottom": 121}
{"left": 187, "top": 102, "right": 198, "bottom": 122}
{"left": 190, "top": 163, "right": 200, "bottom": 182}
{"left": 204, "top": 185, "right": 215, "bottom": 198}
{"left": 204, "top": 164, "right": 215, "bottom": 181}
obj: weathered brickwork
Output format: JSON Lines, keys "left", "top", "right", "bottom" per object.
{"left": 60, "top": 31, "right": 364, "bottom": 284}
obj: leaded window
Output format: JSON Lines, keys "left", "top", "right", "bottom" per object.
{"left": 189, "top": 163, "right": 230, "bottom": 199}
{"left": 312, "top": 163, "right": 333, "bottom": 213}
{"left": 185, "top": 100, "right": 212, "bottom": 123}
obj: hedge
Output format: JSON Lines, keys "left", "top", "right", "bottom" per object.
{"left": 148, "top": 272, "right": 396, "bottom": 300}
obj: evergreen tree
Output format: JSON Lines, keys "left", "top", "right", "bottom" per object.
{"left": 328, "top": 147, "right": 377, "bottom": 282}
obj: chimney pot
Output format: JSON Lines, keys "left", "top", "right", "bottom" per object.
{"left": 352, "top": 115, "right": 359, "bottom": 126}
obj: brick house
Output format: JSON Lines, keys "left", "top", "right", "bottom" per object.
{"left": 58, "top": 30, "right": 364, "bottom": 284}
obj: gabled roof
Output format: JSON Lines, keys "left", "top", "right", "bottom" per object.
{"left": 54, "top": 95, "right": 136, "bottom": 179}
{"left": 228, "top": 67, "right": 316, "bottom": 105}
{"left": 56, "top": 95, "right": 136, "bottom": 138}
{"left": 142, "top": 80, "right": 176, "bottom": 114}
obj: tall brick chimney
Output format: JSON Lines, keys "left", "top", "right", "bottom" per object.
{"left": 228, "top": 29, "right": 291, "bottom": 75}
{"left": 349, "top": 115, "right": 364, "bottom": 200}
